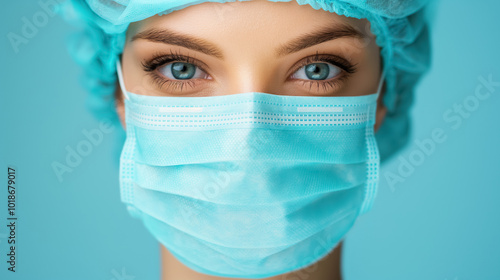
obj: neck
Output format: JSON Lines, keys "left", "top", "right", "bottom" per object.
{"left": 160, "top": 242, "right": 343, "bottom": 280}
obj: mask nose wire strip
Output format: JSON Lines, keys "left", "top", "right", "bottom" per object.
{"left": 116, "top": 59, "right": 131, "bottom": 101}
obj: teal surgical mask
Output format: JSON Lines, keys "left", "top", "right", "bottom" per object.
{"left": 116, "top": 60, "right": 384, "bottom": 278}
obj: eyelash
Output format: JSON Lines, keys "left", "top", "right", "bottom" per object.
{"left": 141, "top": 50, "right": 207, "bottom": 92}
{"left": 289, "top": 51, "right": 357, "bottom": 92}
{"left": 141, "top": 50, "right": 357, "bottom": 93}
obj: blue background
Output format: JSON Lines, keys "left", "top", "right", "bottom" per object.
{"left": 0, "top": 0, "right": 499, "bottom": 279}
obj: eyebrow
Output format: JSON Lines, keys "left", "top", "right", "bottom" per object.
{"left": 131, "top": 24, "right": 364, "bottom": 60}
{"left": 132, "top": 28, "right": 225, "bottom": 59}
{"left": 275, "top": 24, "right": 365, "bottom": 57}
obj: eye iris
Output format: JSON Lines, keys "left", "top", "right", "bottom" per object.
{"left": 305, "top": 63, "right": 329, "bottom": 80}
{"left": 171, "top": 62, "right": 196, "bottom": 79}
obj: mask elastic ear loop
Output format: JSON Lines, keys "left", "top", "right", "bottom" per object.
{"left": 376, "top": 66, "right": 387, "bottom": 96}
{"left": 359, "top": 66, "right": 387, "bottom": 215}
{"left": 116, "top": 59, "right": 130, "bottom": 101}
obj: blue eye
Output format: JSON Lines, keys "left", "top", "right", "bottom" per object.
{"left": 158, "top": 62, "right": 208, "bottom": 80}
{"left": 292, "top": 63, "right": 341, "bottom": 81}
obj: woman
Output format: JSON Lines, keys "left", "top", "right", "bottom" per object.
{"left": 62, "top": 0, "right": 432, "bottom": 279}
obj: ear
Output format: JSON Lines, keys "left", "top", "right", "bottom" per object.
{"left": 374, "top": 82, "right": 387, "bottom": 132}
{"left": 115, "top": 80, "right": 126, "bottom": 130}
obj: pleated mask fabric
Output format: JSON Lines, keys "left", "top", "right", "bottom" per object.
{"left": 116, "top": 60, "right": 385, "bottom": 278}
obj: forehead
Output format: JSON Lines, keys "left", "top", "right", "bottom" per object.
{"left": 126, "top": 0, "right": 374, "bottom": 40}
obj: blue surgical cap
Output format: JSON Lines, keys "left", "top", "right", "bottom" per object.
{"left": 59, "top": 0, "right": 433, "bottom": 162}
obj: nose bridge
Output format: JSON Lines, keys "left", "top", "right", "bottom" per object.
{"left": 216, "top": 36, "right": 285, "bottom": 93}
{"left": 224, "top": 63, "right": 279, "bottom": 95}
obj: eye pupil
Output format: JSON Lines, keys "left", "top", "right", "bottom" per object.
{"left": 305, "top": 63, "right": 329, "bottom": 80}
{"left": 171, "top": 62, "right": 196, "bottom": 79}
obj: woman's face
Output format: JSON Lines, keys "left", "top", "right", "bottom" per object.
{"left": 117, "top": 0, "right": 386, "bottom": 129}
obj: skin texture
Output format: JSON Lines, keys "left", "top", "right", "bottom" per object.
{"left": 114, "top": 0, "right": 387, "bottom": 279}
